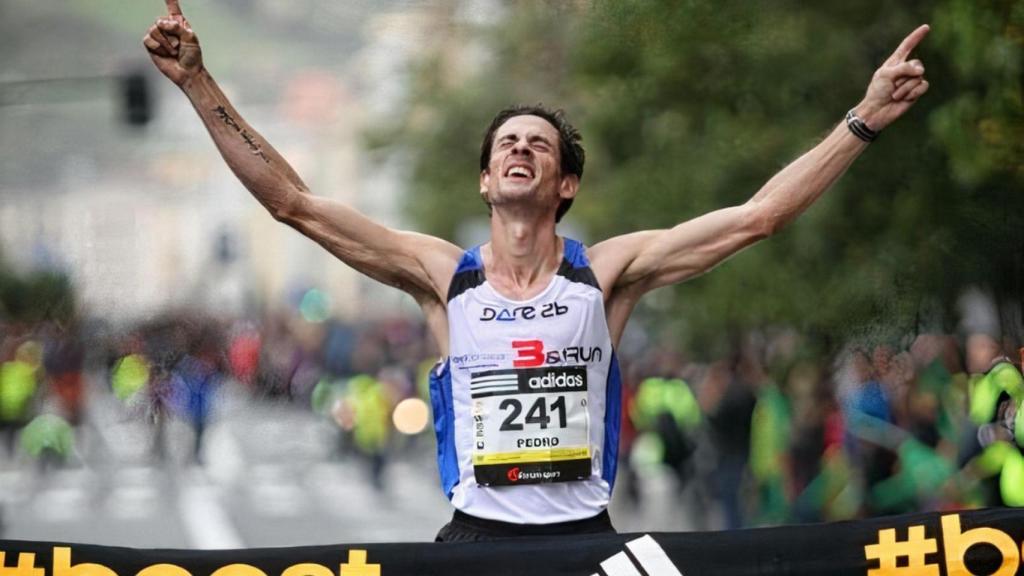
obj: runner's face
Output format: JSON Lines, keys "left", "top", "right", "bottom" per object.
{"left": 482, "top": 115, "right": 563, "bottom": 210}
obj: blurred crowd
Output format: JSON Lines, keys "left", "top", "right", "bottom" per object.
{"left": 1, "top": 309, "right": 1022, "bottom": 530}
{"left": 0, "top": 311, "right": 435, "bottom": 485}
{"left": 618, "top": 328, "right": 1024, "bottom": 529}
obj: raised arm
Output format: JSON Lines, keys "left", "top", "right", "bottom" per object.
{"left": 142, "top": 1, "right": 461, "bottom": 303}
{"left": 591, "top": 25, "right": 931, "bottom": 305}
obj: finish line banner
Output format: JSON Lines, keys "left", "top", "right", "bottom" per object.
{"left": 3, "top": 508, "right": 1024, "bottom": 576}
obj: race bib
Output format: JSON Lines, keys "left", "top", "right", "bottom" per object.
{"left": 470, "top": 365, "right": 591, "bottom": 486}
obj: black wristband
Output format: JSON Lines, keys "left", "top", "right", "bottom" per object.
{"left": 845, "top": 109, "right": 878, "bottom": 142}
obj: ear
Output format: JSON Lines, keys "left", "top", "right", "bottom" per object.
{"left": 480, "top": 170, "right": 491, "bottom": 200}
{"left": 559, "top": 173, "right": 579, "bottom": 200}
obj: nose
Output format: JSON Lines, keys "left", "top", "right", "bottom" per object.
{"left": 511, "top": 138, "right": 532, "bottom": 156}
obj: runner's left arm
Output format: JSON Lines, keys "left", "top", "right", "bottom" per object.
{"left": 590, "top": 25, "right": 931, "bottom": 301}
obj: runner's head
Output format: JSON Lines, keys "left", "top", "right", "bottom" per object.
{"left": 480, "top": 105, "right": 584, "bottom": 223}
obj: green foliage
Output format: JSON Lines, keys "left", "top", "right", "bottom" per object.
{"left": 374, "top": 0, "right": 1023, "bottom": 353}
{"left": 0, "top": 259, "right": 76, "bottom": 324}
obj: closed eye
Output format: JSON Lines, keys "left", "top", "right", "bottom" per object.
{"left": 496, "top": 135, "right": 517, "bottom": 150}
{"left": 529, "top": 136, "right": 552, "bottom": 151}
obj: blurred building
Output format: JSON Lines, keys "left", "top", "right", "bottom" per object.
{"left": 0, "top": 0, "right": 494, "bottom": 325}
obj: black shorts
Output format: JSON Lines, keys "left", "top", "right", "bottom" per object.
{"left": 435, "top": 509, "right": 616, "bottom": 542}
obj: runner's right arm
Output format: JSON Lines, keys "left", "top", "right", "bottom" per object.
{"left": 142, "top": 1, "right": 461, "bottom": 304}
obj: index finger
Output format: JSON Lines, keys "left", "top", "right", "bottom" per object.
{"left": 165, "top": 0, "right": 183, "bottom": 16}
{"left": 888, "top": 24, "right": 930, "bottom": 63}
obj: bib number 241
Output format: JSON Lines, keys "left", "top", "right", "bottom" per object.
{"left": 500, "top": 396, "right": 576, "bottom": 431}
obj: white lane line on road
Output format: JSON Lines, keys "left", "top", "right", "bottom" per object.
{"left": 0, "top": 470, "right": 27, "bottom": 504}
{"left": 32, "top": 486, "right": 89, "bottom": 522}
{"left": 247, "top": 464, "right": 309, "bottom": 518}
{"left": 106, "top": 466, "right": 160, "bottom": 519}
{"left": 206, "top": 421, "right": 245, "bottom": 486}
{"left": 177, "top": 477, "right": 243, "bottom": 549}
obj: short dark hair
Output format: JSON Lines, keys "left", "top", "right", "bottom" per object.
{"left": 479, "top": 104, "right": 585, "bottom": 223}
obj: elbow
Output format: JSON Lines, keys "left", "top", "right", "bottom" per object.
{"left": 763, "top": 214, "right": 788, "bottom": 238}
{"left": 270, "top": 204, "right": 292, "bottom": 224}
{"left": 745, "top": 203, "right": 781, "bottom": 240}
{"left": 268, "top": 188, "right": 306, "bottom": 224}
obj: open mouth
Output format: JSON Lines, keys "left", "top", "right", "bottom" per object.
{"left": 504, "top": 164, "right": 535, "bottom": 180}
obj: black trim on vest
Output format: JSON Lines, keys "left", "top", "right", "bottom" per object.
{"left": 447, "top": 254, "right": 599, "bottom": 302}
{"left": 447, "top": 269, "right": 486, "bottom": 302}
{"left": 557, "top": 258, "right": 600, "bottom": 289}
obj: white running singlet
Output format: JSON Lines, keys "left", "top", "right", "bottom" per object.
{"left": 428, "top": 237, "right": 622, "bottom": 524}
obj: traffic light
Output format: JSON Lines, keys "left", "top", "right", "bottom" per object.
{"left": 121, "top": 70, "right": 152, "bottom": 127}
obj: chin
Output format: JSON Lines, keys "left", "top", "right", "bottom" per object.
{"left": 495, "top": 184, "right": 539, "bottom": 201}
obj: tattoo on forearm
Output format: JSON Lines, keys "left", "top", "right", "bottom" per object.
{"left": 212, "top": 105, "right": 270, "bottom": 164}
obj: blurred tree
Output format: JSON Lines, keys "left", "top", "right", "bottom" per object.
{"left": 0, "top": 262, "right": 76, "bottom": 324}
{"left": 372, "top": 0, "right": 1022, "bottom": 354}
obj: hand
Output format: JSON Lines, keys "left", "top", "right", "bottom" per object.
{"left": 142, "top": 0, "right": 203, "bottom": 87}
{"left": 855, "top": 24, "right": 931, "bottom": 132}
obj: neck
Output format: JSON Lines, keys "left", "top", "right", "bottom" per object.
{"left": 486, "top": 207, "right": 560, "bottom": 289}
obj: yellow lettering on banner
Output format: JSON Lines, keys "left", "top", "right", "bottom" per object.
{"left": 339, "top": 551, "right": 379, "bottom": 576}
{"left": 137, "top": 564, "right": 192, "bottom": 576}
{"left": 864, "top": 526, "right": 939, "bottom": 576}
{"left": 0, "top": 552, "right": 45, "bottom": 576}
{"left": 53, "top": 547, "right": 117, "bottom": 576}
{"left": 211, "top": 565, "right": 267, "bottom": 576}
{"left": 281, "top": 564, "right": 333, "bottom": 576}
{"left": 941, "top": 514, "right": 1020, "bottom": 576}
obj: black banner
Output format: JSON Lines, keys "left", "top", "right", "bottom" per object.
{"left": 3, "top": 508, "right": 1024, "bottom": 575}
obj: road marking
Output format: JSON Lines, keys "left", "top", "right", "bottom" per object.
{"left": 177, "top": 472, "right": 243, "bottom": 549}
{"left": 31, "top": 487, "right": 88, "bottom": 522}
{"left": 205, "top": 423, "right": 245, "bottom": 485}
{"left": 0, "top": 470, "right": 26, "bottom": 504}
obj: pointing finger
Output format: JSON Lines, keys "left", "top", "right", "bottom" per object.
{"left": 880, "top": 60, "right": 925, "bottom": 80}
{"left": 165, "top": 0, "right": 183, "bottom": 16}
{"left": 888, "top": 24, "right": 930, "bottom": 64}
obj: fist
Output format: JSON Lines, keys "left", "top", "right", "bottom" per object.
{"left": 856, "top": 25, "right": 931, "bottom": 132}
{"left": 142, "top": 0, "right": 203, "bottom": 86}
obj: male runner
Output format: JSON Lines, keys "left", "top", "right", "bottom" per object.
{"left": 143, "top": 1, "right": 930, "bottom": 541}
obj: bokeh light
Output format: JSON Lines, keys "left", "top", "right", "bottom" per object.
{"left": 299, "top": 289, "right": 331, "bottom": 323}
{"left": 391, "top": 398, "right": 429, "bottom": 435}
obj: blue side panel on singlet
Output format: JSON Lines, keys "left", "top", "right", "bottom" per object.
{"left": 602, "top": 352, "right": 622, "bottom": 490}
{"left": 563, "top": 237, "right": 589, "bottom": 268}
{"left": 562, "top": 237, "right": 619, "bottom": 486}
{"left": 447, "top": 246, "right": 485, "bottom": 302}
{"left": 561, "top": 237, "right": 619, "bottom": 486}
{"left": 428, "top": 359, "right": 459, "bottom": 499}
{"left": 459, "top": 245, "right": 483, "bottom": 272}
{"left": 434, "top": 246, "right": 482, "bottom": 496}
